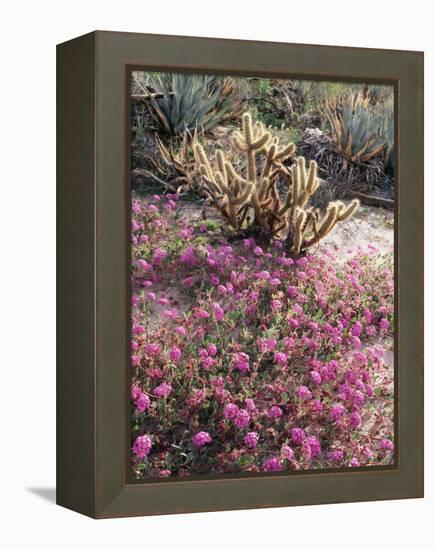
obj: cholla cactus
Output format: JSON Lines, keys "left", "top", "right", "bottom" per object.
{"left": 289, "top": 160, "right": 359, "bottom": 254}
{"left": 194, "top": 112, "right": 359, "bottom": 255}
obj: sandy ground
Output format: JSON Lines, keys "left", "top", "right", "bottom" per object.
{"left": 176, "top": 200, "right": 394, "bottom": 256}
{"left": 319, "top": 204, "right": 394, "bottom": 256}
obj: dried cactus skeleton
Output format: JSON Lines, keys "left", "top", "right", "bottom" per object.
{"left": 194, "top": 112, "right": 359, "bottom": 255}
{"left": 149, "top": 132, "right": 241, "bottom": 195}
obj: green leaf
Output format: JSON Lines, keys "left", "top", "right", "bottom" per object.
{"left": 238, "top": 455, "right": 255, "bottom": 467}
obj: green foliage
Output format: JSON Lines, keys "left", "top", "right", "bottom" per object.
{"left": 250, "top": 107, "right": 283, "bottom": 129}
{"left": 289, "top": 80, "right": 323, "bottom": 110}
{"left": 249, "top": 78, "right": 272, "bottom": 96}
{"left": 283, "top": 127, "right": 302, "bottom": 144}
{"left": 137, "top": 73, "right": 244, "bottom": 135}
{"left": 288, "top": 81, "right": 349, "bottom": 116}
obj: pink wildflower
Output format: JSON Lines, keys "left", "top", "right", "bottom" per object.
{"left": 233, "top": 352, "right": 250, "bottom": 373}
{"left": 132, "top": 435, "right": 152, "bottom": 458}
{"left": 296, "top": 385, "right": 312, "bottom": 400}
{"left": 137, "top": 259, "right": 152, "bottom": 271}
{"left": 380, "top": 318, "right": 390, "bottom": 332}
{"left": 379, "top": 439, "right": 394, "bottom": 451}
{"left": 313, "top": 399, "right": 323, "bottom": 412}
{"left": 351, "top": 321, "right": 363, "bottom": 337}
{"left": 136, "top": 393, "right": 150, "bottom": 413}
{"left": 211, "top": 303, "right": 225, "bottom": 321}
{"left": 207, "top": 343, "right": 217, "bottom": 356}
{"left": 293, "top": 303, "right": 303, "bottom": 315}
{"left": 244, "top": 432, "right": 259, "bottom": 449}
{"left": 144, "top": 343, "right": 161, "bottom": 355}
{"left": 349, "top": 411, "right": 362, "bottom": 429}
{"left": 274, "top": 351, "right": 287, "bottom": 366}
{"left": 291, "top": 427, "right": 306, "bottom": 445}
{"left": 234, "top": 409, "right": 251, "bottom": 429}
{"left": 195, "top": 309, "right": 210, "bottom": 319}
{"left": 154, "top": 382, "right": 172, "bottom": 398}
{"left": 310, "top": 371, "right": 322, "bottom": 385}
{"left": 169, "top": 346, "right": 182, "bottom": 363}
{"left": 131, "top": 384, "right": 142, "bottom": 400}
{"left": 287, "top": 285, "right": 298, "bottom": 297}
{"left": 223, "top": 403, "right": 239, "bottom": 420}
{"left": 192, "top": 431, "right": 213, "bottom": 448}
{"left": 330, "top": 403, "right": 345, "bottom": 421}
{"left": 307, "top": 435, "right": 321, "bottom": 458}
{"left": 281, "top": 444, "right": 294, "bottom": 460}
{"left": 201, "top": 356, "right": 216, "bottom": 370}
{"left": 153, "top": 247, "right": 168, "bottom": 263}
{"left": 268, "top": 405, "right": 283, "bottom": 419}
{"left": 245, "top": 398, "right": 257, "bottom": 414}
{"left": 263, "top": 457, "right": 282, "bottom": 472}
{"left": 327, "top": 449, "right": 344, "bottom": 462}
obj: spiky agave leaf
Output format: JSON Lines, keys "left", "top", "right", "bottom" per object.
{"left": 325, "top": 93, "right": 387, "bottom": 163}
{"left": 139, "top": 73, "right": 245, "bottom": 135}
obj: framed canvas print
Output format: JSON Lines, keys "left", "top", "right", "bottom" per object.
{"left": 57, "top": 31, "right": 424, "bottom": 518}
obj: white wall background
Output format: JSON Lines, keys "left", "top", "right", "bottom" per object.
{"left": 0, "top": 1, "right": 432, "bottom": 548}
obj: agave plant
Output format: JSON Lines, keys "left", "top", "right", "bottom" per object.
{"left": 325, "top": 93, "right": 387, "bottom": 163}
{"left": 134, "top": 73, "right": 244, "bottom": 135}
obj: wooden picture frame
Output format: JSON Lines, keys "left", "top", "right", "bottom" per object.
{"left": 57, "top": 30, "right": 424, "bottom": 518}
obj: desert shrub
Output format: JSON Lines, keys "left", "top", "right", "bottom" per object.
{"left": 297, "top": 128, "right": 393, "bottom": 202}
{"left": 131, "top": 103, "right": 160, "bottom": 173}
{"left": 130, "top": 195, "right": 394, "bottom": 478}
{"left": 242, "top": 79, "right": 327, "bottom": 132}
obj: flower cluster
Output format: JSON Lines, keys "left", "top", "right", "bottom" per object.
{"left": 130, "top": 195, "right": 394, "bottom": 479}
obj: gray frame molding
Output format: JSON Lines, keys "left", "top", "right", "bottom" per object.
{"left": 57, "top": 31, "right": 423, "bottom": 518}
